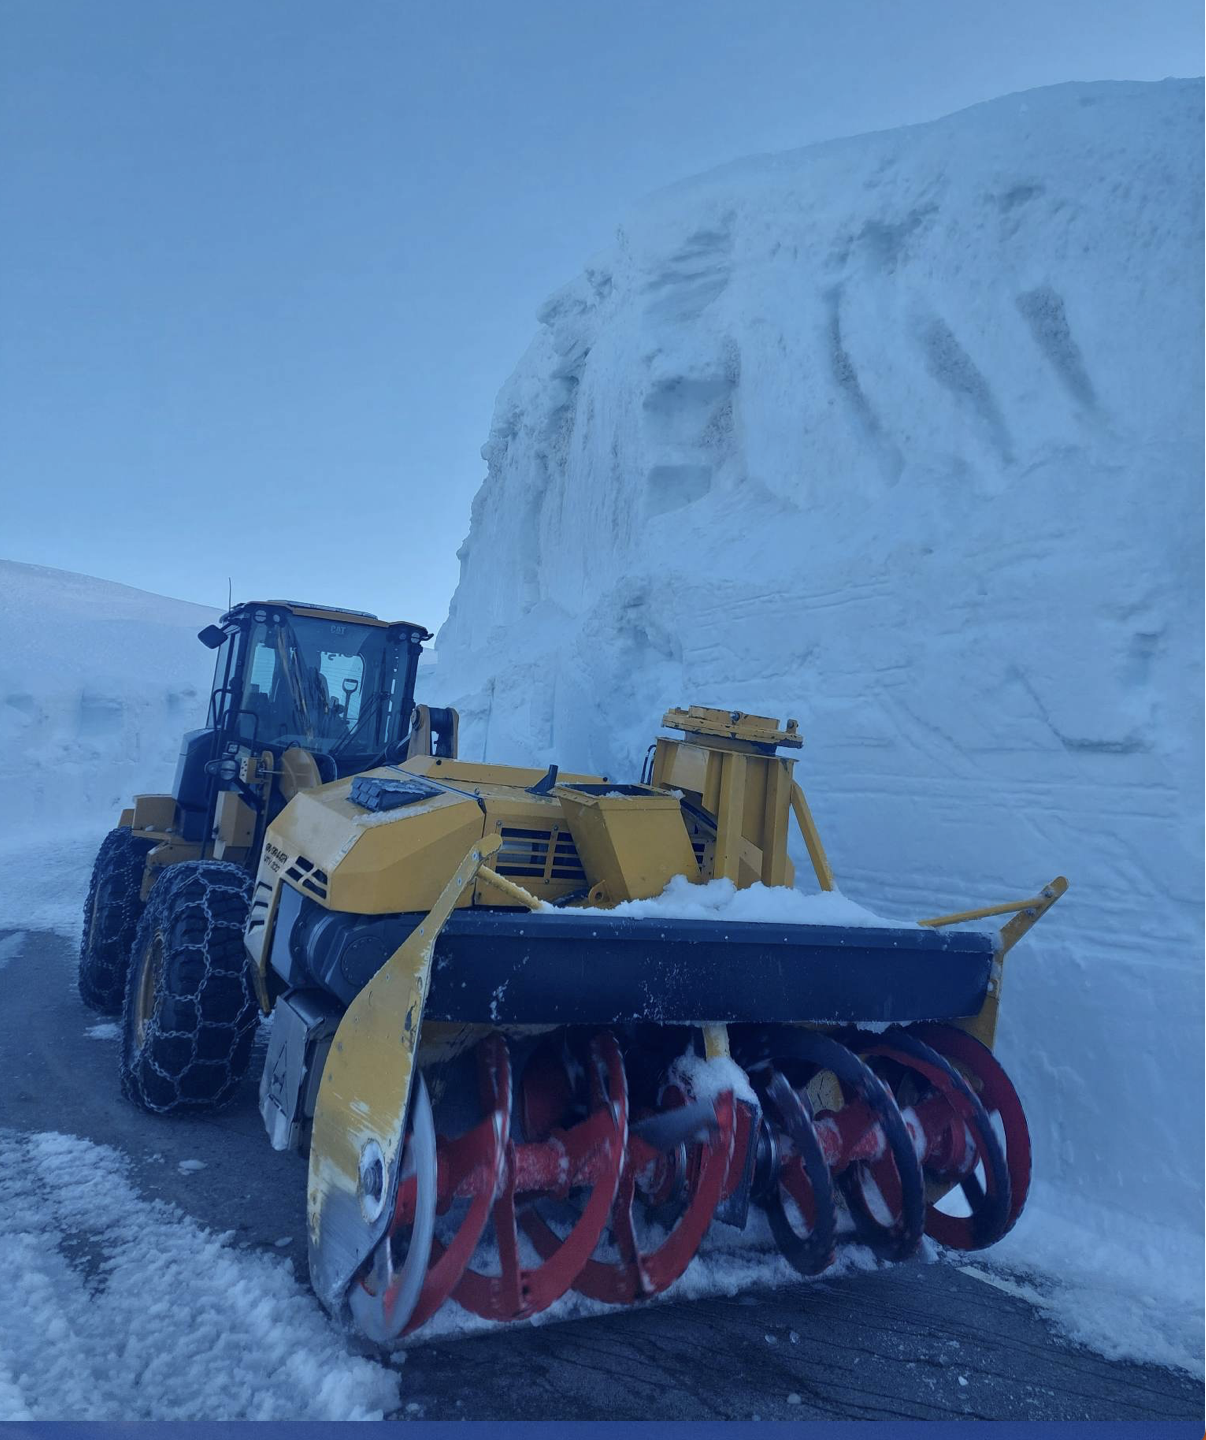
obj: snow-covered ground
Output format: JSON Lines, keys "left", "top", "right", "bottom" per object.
{"left": 0, "top": 1128, "right": 399, "bottom": 1420}
{"left": 432, "top": 79, "right": 1205, "bottom": 1373}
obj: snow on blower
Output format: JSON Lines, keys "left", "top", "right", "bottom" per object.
{"left": 79, "top": 598, "right": 1066, "bottom": 1341}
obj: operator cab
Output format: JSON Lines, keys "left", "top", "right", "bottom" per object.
{"left": 172, "top": 600, "right": 431, "bottom": 848}
{"left": 201, "top": 600, "right": 429, "bottom": 779}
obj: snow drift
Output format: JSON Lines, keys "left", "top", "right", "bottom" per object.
{"left": 0, "top": 561, "right": 218, "bottom": 929}
{"left": 434, "top": 80, "right": 1204, "bottom": 1361}
{"left": 0, "top": 560, "right": 217, "bottom": 832}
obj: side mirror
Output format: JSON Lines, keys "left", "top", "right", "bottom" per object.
{"left": 198, "top": 624, "right": 227, "bottom": 650}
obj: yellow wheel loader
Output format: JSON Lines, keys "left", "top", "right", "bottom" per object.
{"left": 77, "top": 599, "right": 448, "bottom": 1107}
{"left": 83, "top": 604, "right": 1066, "bottom": 1341}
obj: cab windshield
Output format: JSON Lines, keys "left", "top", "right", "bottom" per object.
{"left": 234, "top": 611, "right": 408, "bottom": 770}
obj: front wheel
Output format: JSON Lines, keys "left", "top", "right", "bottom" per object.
{"left": 78, "top": 827, "right": 155, "bottom": 1014}
{"left": 120, "top": 860, "right": 258, "bottom": 1114}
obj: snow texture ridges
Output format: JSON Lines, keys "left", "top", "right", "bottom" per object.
{"left": 0, "top": 1129, "right": 399, "bottom": 1420}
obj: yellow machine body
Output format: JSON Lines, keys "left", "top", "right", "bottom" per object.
{"left": 247, "top": 708, "right": 826, "bottom": 995}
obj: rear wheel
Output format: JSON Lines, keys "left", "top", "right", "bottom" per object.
{"left": 120, "top": 860, "right": 258, "bottom": 1114}
{"left": 78, "top": 827, "right": 155, "bottom": 1014}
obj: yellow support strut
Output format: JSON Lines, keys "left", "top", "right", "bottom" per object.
{"left": 917, "top": 879, "right": 1068, "bottom": 938}
{"left": 920, "top": 876, "right": 1068, "bottom": 1049}
{"left": 790, "top": 782, "right": 835, "bottom": 892}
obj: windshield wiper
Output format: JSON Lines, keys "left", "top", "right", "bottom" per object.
{"left": 330, "top": 690, "right": 387, "bottom": 759}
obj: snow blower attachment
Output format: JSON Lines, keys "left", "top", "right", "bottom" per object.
{"left": 241, "top": 704, "right": 1066, "bottom": 1342}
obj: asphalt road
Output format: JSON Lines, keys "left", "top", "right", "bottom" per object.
{"left": 2, "top": 925, "right": 1199, "bottom": 1423}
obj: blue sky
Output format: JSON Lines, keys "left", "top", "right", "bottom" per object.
{"left": 1, "top": 0, "right": 1200, "bottom": 625}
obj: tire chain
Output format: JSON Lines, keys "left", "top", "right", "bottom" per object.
{"left": 120, "top": 860, "right": 259, "bottom": 1114}
{"left": 78, "top": 828, "right": 155, "bottom": 1014}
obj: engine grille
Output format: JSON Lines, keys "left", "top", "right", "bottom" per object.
{"left": 494, "top": 826, "right": 586, "bottom": 885}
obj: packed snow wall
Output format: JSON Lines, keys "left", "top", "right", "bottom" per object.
{"left": 0, "top": 560, "right": 218, "bottom": 835}
{"left": 434, "top": 79, "right": 1205, "bottom": 1257}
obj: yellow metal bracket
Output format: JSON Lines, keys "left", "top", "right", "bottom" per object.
{"left": 306, "top": 831, "right": 501, "bottom": 1313}
{"left": 994, "top": 875, "right": 1068, "bottom": 954}
{"left": 661, "top": 706, "right": 802, "bottom": 749}
{"left": 918, "top": 876, "right": 1068, "bottom": 1049}
{"left": 917, "top": 876, "right": 1068, "bottom": 951}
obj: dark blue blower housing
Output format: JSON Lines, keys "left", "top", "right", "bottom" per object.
{"left": 268, "top": 884, "right": 994, "bottom": 1026}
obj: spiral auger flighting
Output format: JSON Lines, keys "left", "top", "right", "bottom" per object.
{"left": 871, "top": 1022, "right": 1032, "bottom": 1246}
{"left": 330, "top": 1015, "right": 1043, "bottom": 1341}
{"left": 518, "top": 1033, "right": 737, "bottom": 1306}
{"left": 345, "top": 1030, "right": 739, "bottom": 1336}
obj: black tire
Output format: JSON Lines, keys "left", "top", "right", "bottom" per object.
{"left": 120, "top": 860, "right": 259, "bottom": 1114}
{"left": 78, "top": 827, "right": 156, "bottom": 1014}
